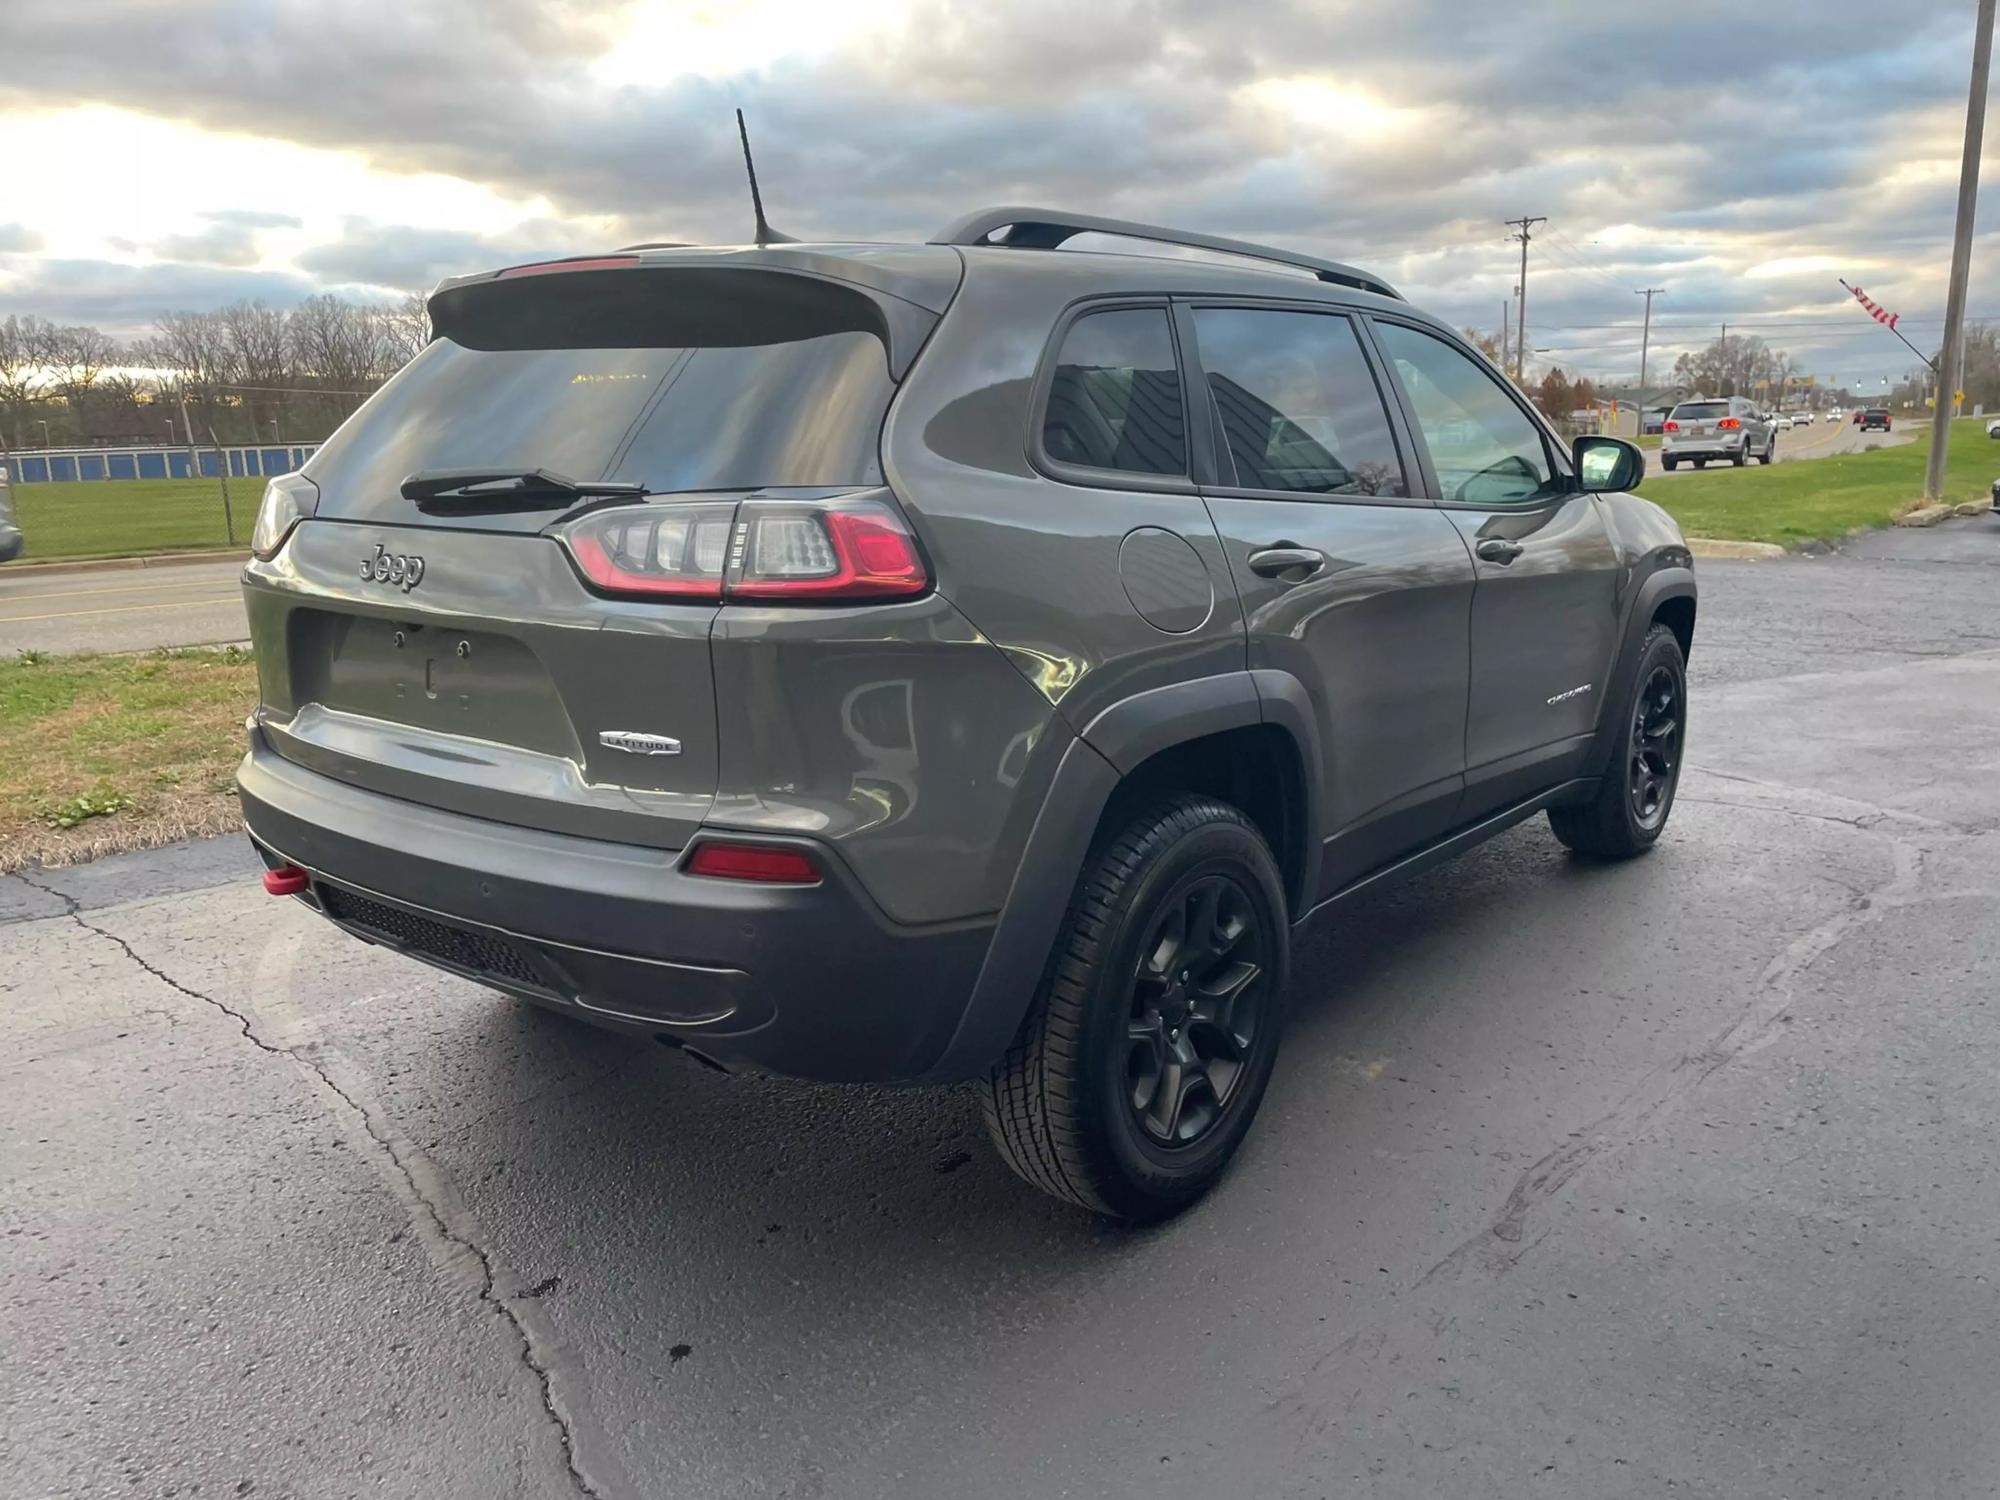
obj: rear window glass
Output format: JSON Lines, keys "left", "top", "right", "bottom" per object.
{"left": 305, "top": 331, "right": 892, "bottom": 499}
{"left": 1041, "top": 308, "right": 1187, "bottom": 477}
{"left": 1670, "top": 402, "right": 1729, "bottom": 420}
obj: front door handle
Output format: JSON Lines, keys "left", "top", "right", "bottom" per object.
{"left": 1475, "top": 538, "right": 1525, "bottom": 564}
{"left": 1247, "top": 545, "right": 1326, "bottom": 580}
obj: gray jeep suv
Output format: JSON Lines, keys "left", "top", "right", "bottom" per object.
{"left": 238, "top": 209, "right": 1696, "bottom": 1219}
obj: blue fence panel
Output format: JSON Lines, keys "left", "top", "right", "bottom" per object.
{"left": 258, "top": 448, "right": 287, "bottom": 475}
{"left": 108, "top": 453, "right": 136, "bottom": 480}
{"left": 168, "top": 450, "right": 191, "bottom": 479}
{"left": 20, "top": 456, "right": 49, "bottom": 483}
{"left": 77, "top": 454, "right": 105, "bottom": 481}
{"left": 49, "top": 455, "right": 77, "bottom": 482}
{"left": 197, "top": 450, "right": 220, "bottom": 478}
{"left": 138, "top": 451, "right": 168, "bottom": 479}
{"left": 228, "top": 450, "right": 246, "bottom": 478}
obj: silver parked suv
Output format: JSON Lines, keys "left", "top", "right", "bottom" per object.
{"left": 238, "top": 209, "right": 1697, "bottom": 1219}
{"left": 1661, "top": 395, "right": 1774, "bottom": 470}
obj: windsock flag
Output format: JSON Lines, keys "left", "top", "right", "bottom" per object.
{"left": 1848, "top": 284, "right": 1899, "bottom": 330}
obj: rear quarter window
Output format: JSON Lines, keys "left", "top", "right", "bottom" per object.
{"left": 1039, "top": 307, "right": 1187, "bottom": 478}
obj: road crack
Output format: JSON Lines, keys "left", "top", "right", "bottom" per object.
{"left": 1417, "top": 837, "right": 1930, "bottom": 1289}
{"left": 14, "top": 867, "right": 615, "bottom": 1500}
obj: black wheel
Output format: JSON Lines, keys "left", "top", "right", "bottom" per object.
{"left": 982, "top": 795, "right": 1289, "bottom": 1220}
{"left": 1662, "top": 456, "right": 1678, "bottom": 471}
{"left": 1730, "top": 442, "right": 1747, "bottom": 467}
{"left": 1758, "top": 436, "right": 1774, "bottom": 464}
{"left": 1548, "top": 623, "right": 1687, "bottom": 859}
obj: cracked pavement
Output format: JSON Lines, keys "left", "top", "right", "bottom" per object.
{"left": 4, "top": 516, "right": 1999, "bottom": 1498}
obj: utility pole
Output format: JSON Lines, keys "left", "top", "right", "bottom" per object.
{"left": 1719, "top": 322, "right": 1729, "bottom": 395}
{"left": 1505, "top": 216, "right": 1545, "bottom": 383}
{"left": 1635, "top": 288, "right": 1663, "bottom": 415}
{"left": 1500, "top": 300, "right": 1511, "bottom": 372}
{"left": 1925, "top": 0, "right": 1994, "bottom": 501}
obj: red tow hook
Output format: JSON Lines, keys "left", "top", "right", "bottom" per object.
{"left": 261, "top": 864, "right": 310, "bottom": 896}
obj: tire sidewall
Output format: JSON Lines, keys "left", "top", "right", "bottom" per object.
{"left": 1614, "top": 629, "right": 1688, "bottom": 846}
{"left": 1075, "top": 815, "right": 1290, "bottom": 1213}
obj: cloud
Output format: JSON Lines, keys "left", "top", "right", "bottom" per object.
{"left": 0, "top": 223, "right": 44, "bottom": 254}
{"left": 0, "top": 257, "right": 319, "bottom": 338}
{"left": 0, "top": 0, "right": 1989, "bottom": 383}
{"left": 293, "top": 217, "right": 584, "bottom": 291}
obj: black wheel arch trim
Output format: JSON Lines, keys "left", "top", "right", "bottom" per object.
{"left": 1585, "top": 564, "right": 1695, "bottom": 780}
{"left": 921, "top": 670, "right": 1322, "bottom": 1083}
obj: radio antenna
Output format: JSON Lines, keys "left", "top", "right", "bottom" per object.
{"left": 736, "top": 108, "right": 795, "bottom": 246}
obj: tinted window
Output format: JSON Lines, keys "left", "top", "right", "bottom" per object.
{"left": 306, "top": 332, "right": 891, "bottom": 500}
{"left": 1670, "top": 401, "right": 1729, "bottom": 420}
{"left": 1194, "top": 308, "right": 1405, "bottom": 497}
{"left": 1041, "top": 308, "right": 1186, "bottom": 476}
{"left": 1373, "top": 322, "right": 1560, "bottom": 506}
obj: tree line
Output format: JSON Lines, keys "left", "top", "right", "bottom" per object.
{"left": 0, "top": 292, "right": 431, "bottom": 452}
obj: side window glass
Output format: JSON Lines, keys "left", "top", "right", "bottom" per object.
{"left": 1372, "top": 322, "right": 1561, "bottom": 506}
{"left": 1192, "top": 308, "right": 1406, "bottom": 497}
{"left": 1041, "top": 307, "right": 1186, "bottom": 477}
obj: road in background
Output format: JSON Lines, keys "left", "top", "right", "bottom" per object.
{"left": 0, "top": 559, "right": 247, "bottom": 654}
{"left": 5, "top": 520, "right": 2000, "bottom": 1498}
{"left": 1643, "top": 413, "right": 1917, "bottom": 476}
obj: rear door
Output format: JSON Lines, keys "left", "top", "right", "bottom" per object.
{"left": 245, "top": 262, "right": 921, "bottom": 850}
{"left": 1184, "top": 302, "right": 1476, "bottom": 898}
{"left": 1366, "top": 318, "right": 1623, "bottom": 819}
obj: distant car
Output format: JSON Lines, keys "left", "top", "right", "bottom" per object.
{"left": 1797, "top": 411, "right": 1816, "bottom": 425}
{"left": 0, "top": 464, "right": 21, "bottom": 563}
{"left": 1661, "top": 395, "right": 1775, "bottom": 469}
{"left": 1772, "top": 414, "right": 1794, "bottom": 431}
{"left": 1985, "top": 418, "right": 2000, "bottom": 439}
{"left": 1859, "top": 409, "right": 1892, "bottom": 432}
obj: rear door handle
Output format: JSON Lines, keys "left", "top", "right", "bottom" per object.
{"left": 1475, "top": 538, "right": 1525, "bottom": 564}
{"left": 1247, "top": 545, "right": 1326, "bottom": 580}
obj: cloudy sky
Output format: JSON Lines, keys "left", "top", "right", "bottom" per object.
{"left": 0, "top": 0, "right": 1991, "bottom": 392}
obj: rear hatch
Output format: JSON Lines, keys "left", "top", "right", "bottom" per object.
{"left": 244, "top": 251, "right": 953, "bottom": 849}
{"left": 1667, "top": 400, "right": 1729, "bottom": 443}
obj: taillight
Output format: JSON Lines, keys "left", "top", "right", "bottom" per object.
{"left": 684, "top": 840, "right": 821, "bottom": 884}
{"left": 727, "top": 498, "right": 928, "bottom": 600}
{"left": 556, "top": 492, "right": 929, "bottom": 604}
{"left": 250, "top": 472, "right": 319, "bottom": 560}
{"left": 1717, "top": 417, "right": 1740, "bottom": 430}
{"left": 1662, "top": 420, "right": 1678, "bottom": 432}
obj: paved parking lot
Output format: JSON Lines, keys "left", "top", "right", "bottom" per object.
{"left": 0, "top": 558, "right": 248, "bottom": 655}
{"left": 4, "top": 521, "right": 1998, "bottom": 1499}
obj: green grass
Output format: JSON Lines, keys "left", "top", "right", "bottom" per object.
{"left": 4, "top": 477, "right": 252, "bottom": 563}
{"left": 1636, "top": 418, "right": 1993, "bottom": 546}
{"left": 0, "top": 645, "right": 257, "bottom": 870}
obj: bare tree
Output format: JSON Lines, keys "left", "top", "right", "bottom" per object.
{"left": 221, "top": 300, "right": 293, "bottom": 438}
{"left": 379, "top": 290, "right": 433, "bottom": 370}
{"left": 0, "top": 314, "right": 58, "bottom": 449}
{"left": 290, "top": 293, "right": 388, "bottom": 421}
{"left": 139, "top": 310, "right": 239, "bottom": 442}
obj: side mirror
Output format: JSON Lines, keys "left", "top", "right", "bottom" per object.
{"left": 1573, "top": 435, "right": 1644, "bottom": 493}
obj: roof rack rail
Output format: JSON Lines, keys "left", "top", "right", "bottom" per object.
{"left": 930, "top": 206, "right": 1400, "bottom": 300}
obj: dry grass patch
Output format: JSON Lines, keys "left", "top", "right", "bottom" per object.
{"left": 0, "top": 645, "right": 257, "bottom": 872}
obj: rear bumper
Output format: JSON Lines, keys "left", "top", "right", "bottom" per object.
{"left": 1662, "top": 439, "right": 1746, "bottom": 459}
{"left": 236, "top": 729, "right": 994, "bottom": 1082}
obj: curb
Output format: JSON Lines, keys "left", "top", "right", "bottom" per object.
{"left": 1, "top": 548, "right": 251, "bottom": 577}
{"left": 1686, "top": 537, "right": 1787, "bottom": 561}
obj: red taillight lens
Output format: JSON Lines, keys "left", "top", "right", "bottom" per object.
{"left": 560, "top": 501, "right": 736, "bottom": 599}
{"left": 1662, "top": 420, "right": 1678, "bottom": 432}
{"left": 556, "top": 493, "right": 929, "bottom": 604}
{"left": 1717, "top": 417, "right": 1740, "bottom": 430}
{"left": 262, "top": 864, "right": 310, "bottom": 896}
{"left": 728, "top": 500, "right": 928, "bottom": 600}
{"left": 497, "top": 255, "right": 640, "bottom": 278}
{"left": 684, "top": 841, "right": 821, "bottom": 884}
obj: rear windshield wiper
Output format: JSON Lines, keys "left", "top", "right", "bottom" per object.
{"left": 400, "top": 468, "right": 646, "bottom": 511}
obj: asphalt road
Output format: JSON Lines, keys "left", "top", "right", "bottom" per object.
{"left": 0, "top": 559, "right": 248, "bottom": 655}
{"left": 4, "top": 517, "right": 1999, "bottom": 1499}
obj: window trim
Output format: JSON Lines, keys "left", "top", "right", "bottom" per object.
{"left": 1172, "top": 297, "right": 1426, "bottom": 509}
{"left": 1362, "top": 314, "right": 1577, "bottom": 510}
{"left": 1027, "top": 297, "right": 1197, "bottom": 494}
